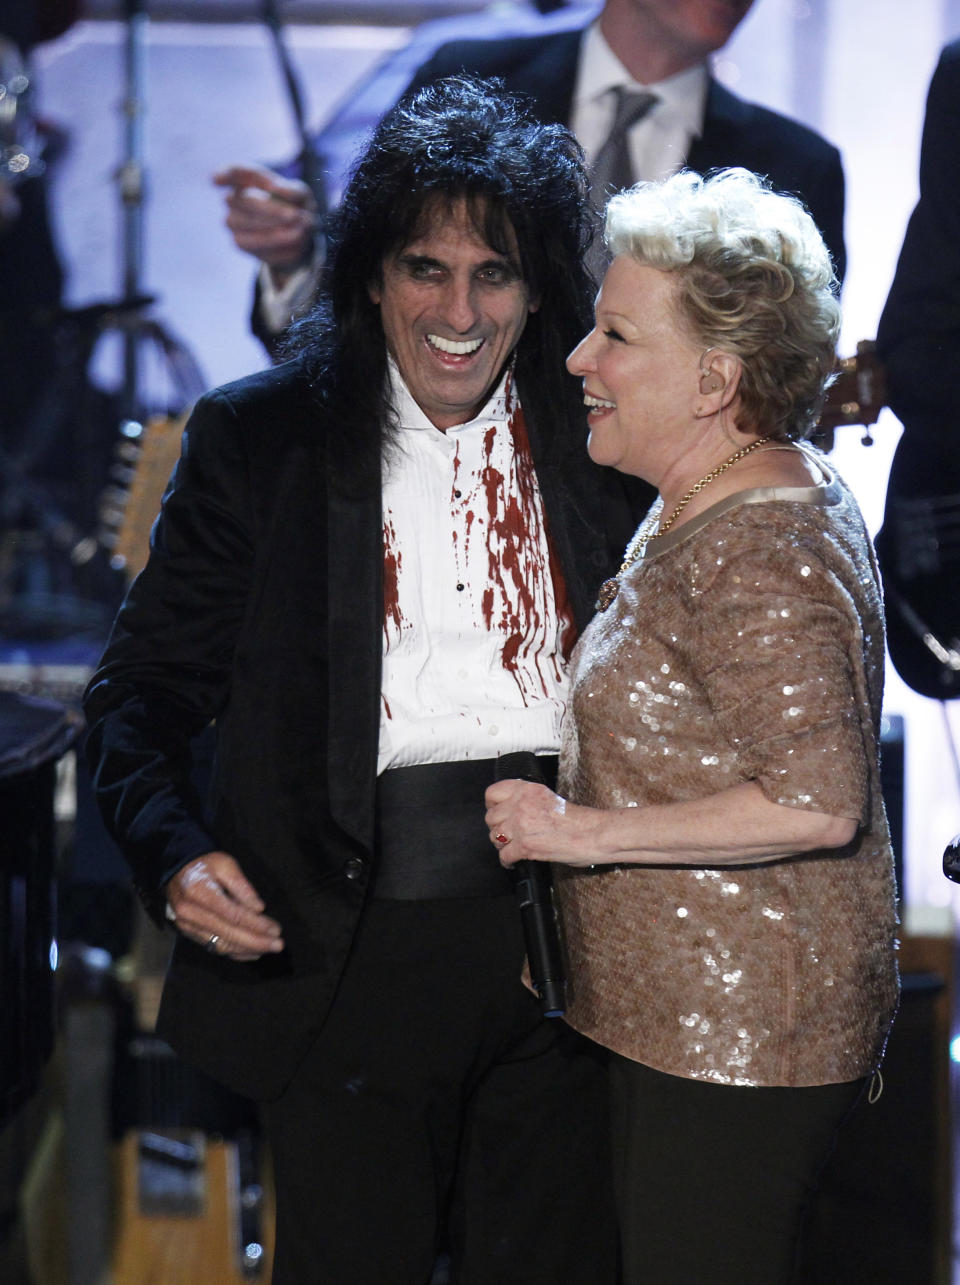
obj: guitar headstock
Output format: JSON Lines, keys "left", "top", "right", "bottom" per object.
{"left": 810, "top": 340, "right": 888, "bottom": 452}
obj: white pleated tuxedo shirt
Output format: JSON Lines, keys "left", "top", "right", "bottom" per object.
{"left": 377, "top": 362, "right": 574, "bottom": 774}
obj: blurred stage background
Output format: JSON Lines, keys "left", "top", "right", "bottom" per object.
{"left": 2, "top": 0, "right": 960, "bottom": 1280}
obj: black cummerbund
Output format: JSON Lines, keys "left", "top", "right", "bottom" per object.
{"left": 373, "top": 756, "right": 558, "bottom": 900}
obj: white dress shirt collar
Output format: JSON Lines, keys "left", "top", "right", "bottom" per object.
{"left": 386, "top": 356, "right": 516, "bottom": 434}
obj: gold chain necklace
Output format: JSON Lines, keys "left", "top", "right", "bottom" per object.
{"left": 595, "top": 435, "right": 772, "bottom": 612}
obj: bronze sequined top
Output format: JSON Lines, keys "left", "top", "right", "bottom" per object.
{"left": 556, "top": 448, "right": 899, "bottom": 1087}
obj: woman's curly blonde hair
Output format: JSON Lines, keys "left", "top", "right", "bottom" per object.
{"left": 605, "top": 168, "right": 840, "bottom": 440}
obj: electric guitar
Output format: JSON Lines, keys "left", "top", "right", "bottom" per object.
{"left": 109, "top": 913, "right": 272, "bottom": 1282}
{"left": 99, "top": 412, "right": 188, "bottom": 580}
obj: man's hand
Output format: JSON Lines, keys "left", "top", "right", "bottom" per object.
{"left": 213, "top": 164, "right": 317, "bottom": 283}
{"left": 166, "top": 852, "right": 285, "bottom": 961}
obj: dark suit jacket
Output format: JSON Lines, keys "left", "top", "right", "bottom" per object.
{"left": 83, "top": 354, "right": 633, "bottom": 1100}
{"left": 407, "top": 25, "right": 847, "bottom": 282}
{"left": 872, "top": 42, "right": 960, "bottom": 698}
{"left": 877, "top": 39, "right": 960, "bottom": 445}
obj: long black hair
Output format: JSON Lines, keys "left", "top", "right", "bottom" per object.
{"left": 286, "top": 74, "right": 596, "bottom": 493}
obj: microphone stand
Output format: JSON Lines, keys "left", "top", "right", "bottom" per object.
{"left": 259, "top": 0, "right": 327, "bottom": 218}
{"left": 112, "top": 0, "right": 205, "bottom": 420}
{"left": 0, "top": 1, "right": 206, "bottom": 633}
{"left": 118, "top": 0, "right": 148, "bottom": 423}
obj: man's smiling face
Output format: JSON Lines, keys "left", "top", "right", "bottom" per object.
{"left": 369, "top": 198, "right": 538, "bottom": 430}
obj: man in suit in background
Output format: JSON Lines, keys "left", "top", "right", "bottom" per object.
{"left": 874, "top": 38, "right": 960, "bottom": 700}
{"left": 84, "top": 77, "right": 629, "bottom": 1284}
{"left": 217, "top": 0, "right": 845, "bottom": 352}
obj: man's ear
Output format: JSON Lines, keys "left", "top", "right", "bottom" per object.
{"left": 368, "top": 280, "right": 382, "bottom": 306}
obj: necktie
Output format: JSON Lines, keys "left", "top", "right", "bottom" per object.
{"left": 589, "top": 86, "right": 659, "bottom": 201}
{"left": 586, "top": 88, "right": 658, "bottom": 282}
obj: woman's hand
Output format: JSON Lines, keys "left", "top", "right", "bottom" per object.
{"left": 485, "top": 779, "right": 604, "bottom": 867}
{"left": 486, "top": 778, "right": 859, "bottom": 871}
{"left": 165, "top": 852, "right": 285, "bottom": 961}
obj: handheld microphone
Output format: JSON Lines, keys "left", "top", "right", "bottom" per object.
{"left": 494, "top": 752, "right": 567, "bottom": 1017}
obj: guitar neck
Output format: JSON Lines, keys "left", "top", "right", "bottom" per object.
{"left": 99, "top": 412, "right": 189, "bottom": 580}
{"left": 813, "top": 341, "right": 887, "bottom": 450}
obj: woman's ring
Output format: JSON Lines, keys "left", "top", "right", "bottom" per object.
{"left": 495, "top": 833, "right": 510, "bottom": 846}
{"left": 206, "top": 933, "right": 221, "bottom": 953}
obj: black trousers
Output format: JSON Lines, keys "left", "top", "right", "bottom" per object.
{"left": 608, "top": 1053, "right": 867, "bottom": 1285}
{"left": 263, "top": 896, "right": 617, "bottom": 1285}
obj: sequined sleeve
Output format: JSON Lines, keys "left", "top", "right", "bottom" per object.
{"left": 694, "top": 544, "right": 869, "bottom": 822}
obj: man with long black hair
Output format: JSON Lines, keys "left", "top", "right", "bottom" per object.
{"left": 84, "top": 76, "right": 631, "bottom": 1283}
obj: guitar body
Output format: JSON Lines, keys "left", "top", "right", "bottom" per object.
{"left": 111, "top": 1131, "right": 274, "bottom": 1284}
{"left": 109, "top": 915, "right": 273, "bottom": 1281}
{"left": 875, "top": 435, "right": 960, "bottom": 700}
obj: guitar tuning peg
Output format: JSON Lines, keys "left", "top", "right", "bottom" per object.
{"left": 116, "top": 440, "right": 142, "bottom": 464}
{"left": 100, "top": 486, "right": 129, "bottom": 510}
{"left": 861, "top": 429, "right": 874, "bottom": 446}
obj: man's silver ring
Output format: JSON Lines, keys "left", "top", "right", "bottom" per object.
{"left": 206, "top": 933, "right": 221, "bottom": 953}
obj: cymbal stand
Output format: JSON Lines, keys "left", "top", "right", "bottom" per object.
{"left": 119, "top": 0, "right": 149, "bottom": 423}
{"left": 0, "top": 1, "right": 206, "bottom": 634}
{"left": 260, "top": 0, "right": 327, "bottom": 218}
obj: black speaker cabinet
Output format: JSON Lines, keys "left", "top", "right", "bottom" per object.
{"left": 0, "top": 692, "right": 78, "bottom": 1127}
